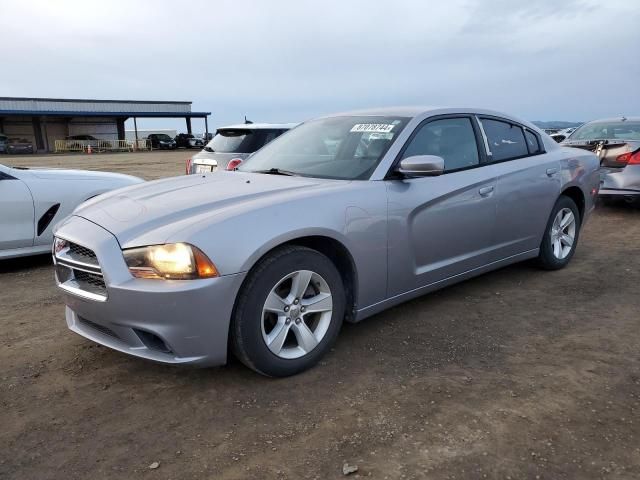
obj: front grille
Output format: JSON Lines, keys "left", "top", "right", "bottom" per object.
{"left": 54, "top": 238, "right": 107, "bottom": 301}
{"left": 67, "top": 242, "right": 99, "bottom": 266}
{"left": 74, "top": 270, "right": 107, "bottom": 296}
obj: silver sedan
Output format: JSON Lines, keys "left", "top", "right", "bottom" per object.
{"left": 561, "top": 116, "right": 640, "bottom": 204}
{"left": 53, "top": 107, "right": 600, "bottom": 376}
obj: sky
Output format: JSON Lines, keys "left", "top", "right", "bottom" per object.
{"left": 0, "top": 0, "right": 638, "bottom": 133}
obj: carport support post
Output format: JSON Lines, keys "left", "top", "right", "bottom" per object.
{"left": 186, "top": 117, "right": 192, "bottom": 135}
{"left": 204, "top": 116, "right": 208, "bottom": 140}
{"left": 133, "top": 117, "right": 138, "bottom": 151}
{"left": 32, "top": 117, "right": 45, "bottom": 153}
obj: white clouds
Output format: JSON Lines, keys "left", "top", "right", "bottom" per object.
{"left": 0, "top": 0, "right": 638, "bottom": 128}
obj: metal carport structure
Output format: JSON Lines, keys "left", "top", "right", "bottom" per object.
{"left": 0, "top": 97, "right": 210, "bottom": 153}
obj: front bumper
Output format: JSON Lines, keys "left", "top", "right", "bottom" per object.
{"left": 54, "top": 215, "right": 246, "bottom": 366}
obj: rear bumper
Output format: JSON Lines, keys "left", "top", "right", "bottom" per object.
{"left": 600, "top": 165, "right": 640, "bottom": 194}
{"left": 54, "top": 215, "right": 246, "bottom": 367}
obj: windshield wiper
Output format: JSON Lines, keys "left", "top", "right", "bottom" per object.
{"left": 251, "top": 168, "right": 298, "bottom": 176}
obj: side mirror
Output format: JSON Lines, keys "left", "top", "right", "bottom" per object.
{"left": 397, "top": 155, "right": 444, "bottom": 177}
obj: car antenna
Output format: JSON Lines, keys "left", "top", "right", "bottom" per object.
{"left": 244, "top": 115, "right": 253, "bottom": 124}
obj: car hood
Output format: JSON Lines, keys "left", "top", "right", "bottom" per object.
{"left": 73, "top": 171, "right": 344, "bottom": 247}
{"left": 18, "top": 167, "right": 142, "bottom": 182}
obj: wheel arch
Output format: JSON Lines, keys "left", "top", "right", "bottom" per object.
{"left": 560, "top": 185, "right": 585, "bottom": 221}
{"left": 237, "top": 233, "right": 359, "bottom": 323}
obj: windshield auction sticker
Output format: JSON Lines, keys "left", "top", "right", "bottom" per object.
{"left": 350, "top": 124, "right": 395, "bottom": 133}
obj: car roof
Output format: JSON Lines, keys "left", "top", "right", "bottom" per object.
{"left": 218, "top": 123, "right": 299, "bottom": 130}
{"left": 585, "top": 116, "right": 640, "bottom": 124}
{"left": 318, "top": 106, "right": 540, "bottom": 131}
{"left": 325, "top": 106, "right": 526, "bottom": 119}
{"left": 326, "top": 106, "right": 441, "bottom": 117}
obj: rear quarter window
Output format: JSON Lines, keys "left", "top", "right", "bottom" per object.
{"left": 524, "top": 130, "right": 543, "bottom": 154}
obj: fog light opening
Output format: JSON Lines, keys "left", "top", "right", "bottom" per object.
{"left": 134, "top": 329, "right": 173, "bottom": 354}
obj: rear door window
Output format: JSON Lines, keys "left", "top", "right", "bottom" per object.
{"left": 480, "top": 119, "right": 528, "bottom": 161}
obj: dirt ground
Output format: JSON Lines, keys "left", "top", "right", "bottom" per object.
{"left": 3, "top": 150, "right": 187, "bottom": 180}
{"left": 1, "top": 152, "right": 639, "bottom": 479}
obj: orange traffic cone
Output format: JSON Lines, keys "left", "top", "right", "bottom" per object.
{"left": 87, "top": 144, "right": 93, "bottom": 154}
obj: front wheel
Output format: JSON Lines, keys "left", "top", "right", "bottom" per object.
{"left": 230, "top": 246, "right": 345, "bottom": 377}
{"left": 537, "top": 195, "right": 581, "bottom": 270}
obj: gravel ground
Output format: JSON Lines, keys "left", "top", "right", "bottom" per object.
{"left": 1, "top": 152, "right": 639, "bottom": 479}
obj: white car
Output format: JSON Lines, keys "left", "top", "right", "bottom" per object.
{"left": 0, "top": 163, "right": 142, "bottom": 259}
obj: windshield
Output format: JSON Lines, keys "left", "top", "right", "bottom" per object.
{"left": 237, "top": 116, "right": 409, "bottom": 180}
{"left": 156, "top": 134, "right": 172, "bottom": 141}
{"left": 8, "top": 138, "right": 29, "bottom": 144}
{"left": 569, "top": 121, "right": 640, "bottom": 141}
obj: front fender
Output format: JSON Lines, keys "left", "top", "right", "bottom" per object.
{"left": 173, "top": 182, "right": 389, "bottom": 310}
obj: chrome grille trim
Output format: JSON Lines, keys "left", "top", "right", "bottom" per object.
{"left": 55, "top": 257, "right": 102, "bottom": 274}
{"left": 53, "top": 237, "right": 107, "bottom": 301}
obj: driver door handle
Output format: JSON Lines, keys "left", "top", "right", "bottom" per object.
{"left": 478, "top": 186, "right": 494, "bottom": 197}
{"left": 546, "top": 168, "right": 558, "bottom": 176}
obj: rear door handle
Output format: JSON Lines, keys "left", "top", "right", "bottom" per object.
{"left": 478, "top": 186, "right": 494, "bottom": 197}
{"left": 546, "top": 168, "right": 558, "bottom": 176}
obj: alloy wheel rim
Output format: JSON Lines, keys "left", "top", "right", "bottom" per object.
{"left": 261, "top": 270, "right": 333, "bottom": 359}
{"left": 550, "top": 208, "right": 576, "bottom": 260}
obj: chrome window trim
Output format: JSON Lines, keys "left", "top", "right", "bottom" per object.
{"left": 475, "top": 115, "right": 493, "bottom": 158}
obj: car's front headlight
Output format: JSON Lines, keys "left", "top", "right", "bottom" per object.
{"left": 123, "top": 243, "right": 218, "bottom": 280}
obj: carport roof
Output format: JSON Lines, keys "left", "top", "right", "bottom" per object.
{"left": 0, "top": 109, "right": 210, "bottom": 118}
{"left": 0, "top": 96, "right": 210, "bottom": 118}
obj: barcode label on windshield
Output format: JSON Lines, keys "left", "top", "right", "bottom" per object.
{"left": 350, "top": 124, "right": 395, "bottom": 133}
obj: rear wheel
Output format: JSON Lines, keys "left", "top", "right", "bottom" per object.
{"left": 231, "top": 246, "right": 345, "bottom": 377}
{"left": 537, "top": 195, "right": 581, "bottom": 270}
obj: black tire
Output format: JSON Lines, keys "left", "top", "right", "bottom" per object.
{"left": 230, "top": 245, "right": 345, "bottom": 377}
{"left": 536, "top": 195, "right": 581, "bottom": 270}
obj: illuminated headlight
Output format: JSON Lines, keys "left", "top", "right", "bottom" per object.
{"left": 123, "top": 243, "right": 218, "bottom": 280}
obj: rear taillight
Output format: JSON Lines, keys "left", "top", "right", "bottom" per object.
{"left": 185, "top": 158, "right": 192, "bottom": 175}
{"left": 226, "top": 158, "right": 243, "bottom": 171}
{"left": 616, "top": 150, "right": 640, "bottom": 165}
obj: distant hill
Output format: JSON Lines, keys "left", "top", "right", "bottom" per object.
{"left": 532, "top": 120, "right": 583, "bottom": 129}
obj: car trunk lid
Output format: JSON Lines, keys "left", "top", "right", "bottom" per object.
{"left": 562, "top": 139, "right": 640, "bottom": 168}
